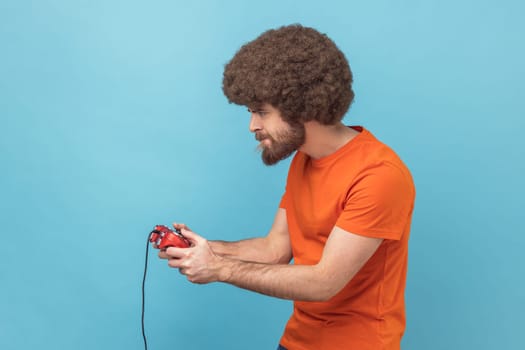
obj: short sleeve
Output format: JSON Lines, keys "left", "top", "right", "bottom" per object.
{"left": 335, "top": 163, "right": 415, "bottom": 240}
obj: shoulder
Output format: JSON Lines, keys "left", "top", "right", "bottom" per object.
{"left": 349, "top": 127, "right": 413, "bottom": 184}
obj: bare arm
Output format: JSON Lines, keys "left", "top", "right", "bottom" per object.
{"left": 165, "top": 225, "right": 382, "bottom": 302}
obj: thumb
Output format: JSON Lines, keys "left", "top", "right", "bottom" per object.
{"left": 180, "top": 228, "right": 205, "bottom": 244}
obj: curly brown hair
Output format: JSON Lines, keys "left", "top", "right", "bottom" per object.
{"left": 222, "top": 24, "right": 354, "bottom": 125}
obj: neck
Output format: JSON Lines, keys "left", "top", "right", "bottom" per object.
{"left": 299, "top": 121, "right": 359, "bottom": 159}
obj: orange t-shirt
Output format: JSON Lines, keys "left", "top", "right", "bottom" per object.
{"left": 279, "top": 126, "right": 415, "bottom": 350}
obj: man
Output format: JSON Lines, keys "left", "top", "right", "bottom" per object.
{"left": 159, "top": 24, "right": 415, "bottom": 350}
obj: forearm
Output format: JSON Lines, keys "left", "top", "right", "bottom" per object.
{"left": 168, "top": 223, "right": 380, "bottom": 303}
{"left": 210, "top": 237, "right": 288, "bottom": 264}
{"left": 216, "top": 257, "right": 334, "bottom": 302}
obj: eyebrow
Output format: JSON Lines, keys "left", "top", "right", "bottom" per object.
{"left": 247, "top": 108, "right": 269, "bottom": 113}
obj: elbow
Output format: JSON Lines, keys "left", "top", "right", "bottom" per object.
{"left": 299, "top": 286, "right": 338, "bottom": 302}
{"left": 269, "top": 255, "right": 292, "bottom": 265}
{"left": 308, "top": 266, "right": 352, "bottom": 302}
{"left": 269, "top": 245, "right": 293, "bottom": 265}
{"left": 314, "top": 286, "right": 340, "bottom": 302}
{"left": 275, "top": 252, "right": 293, "bottom": 265}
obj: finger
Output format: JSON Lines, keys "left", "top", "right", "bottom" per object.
{"left": 172, "top": 222, "right": 190, "bottom": 231}
{"left": 168, "top": 258, "right": 182, "bottom": 269}
{"left": 165, "top": 246, "right": 187, "bottom": 259}
{"left": 158, "top": 250, "right": 169, "bottom": 259}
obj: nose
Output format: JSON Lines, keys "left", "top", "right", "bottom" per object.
{"left": 249, "top": 113, "right": 262, "bottom": 133}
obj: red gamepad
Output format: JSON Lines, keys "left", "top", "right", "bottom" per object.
{"left": 149, "top": 225, "right": 191, "bottom": 249}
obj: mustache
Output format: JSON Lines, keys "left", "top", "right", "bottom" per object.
{"left": 255, "top": 132, "right": 270, "bottom": 142}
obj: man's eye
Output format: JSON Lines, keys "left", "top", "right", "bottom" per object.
{"left": 248, "top": 108, "right": 268, "bottom": 117}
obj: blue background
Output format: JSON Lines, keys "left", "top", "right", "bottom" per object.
{"left": 1, "top": 0, "right": 523, "bottom": 349}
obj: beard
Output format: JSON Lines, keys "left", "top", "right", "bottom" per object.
{"left": 255, "top": 123, "right": 305, "bottom": 166}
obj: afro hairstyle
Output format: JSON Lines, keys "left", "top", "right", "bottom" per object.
{"left": 222, "top": 24, "right": 354, "bottom": 125}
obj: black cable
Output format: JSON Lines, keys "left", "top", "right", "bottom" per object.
{"left": 142, "top": 234, "right": 150, "bottom": 350}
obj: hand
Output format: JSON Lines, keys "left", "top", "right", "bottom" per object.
{"left": 159, "top": 225, "right": 224, "bottom": 284}
{"left": 157, "top": 222, "right": 192, "bottom": 256}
